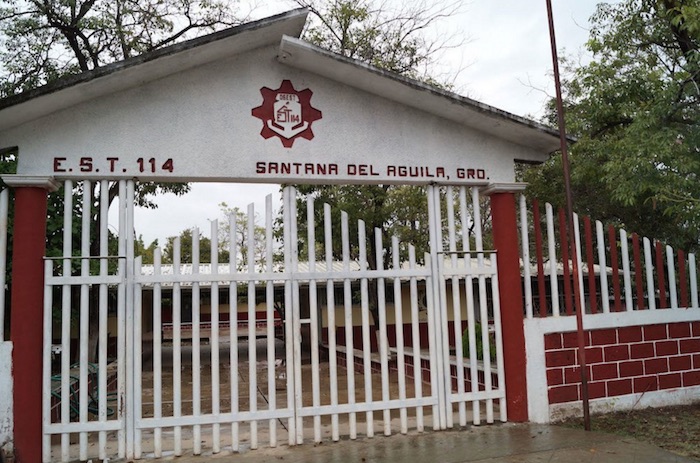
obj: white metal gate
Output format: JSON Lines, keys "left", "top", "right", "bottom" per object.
{"left": 42, "top": 181, "right": 505, "bottom": 462}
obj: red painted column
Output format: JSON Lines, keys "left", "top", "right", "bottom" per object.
{"left": 486, "top": 183, "right": 528, "bottom": 422}
{"left": 4, "top": 176, "right": 58, "bottom": 463}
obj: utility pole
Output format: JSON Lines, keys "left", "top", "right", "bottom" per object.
{"left": 544, "top": 0, "right": 591, "bottom": 431}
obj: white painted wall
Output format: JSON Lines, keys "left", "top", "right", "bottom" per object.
{"left": 525, "top": 309, "right": 700, "bottom": 423}
{"left": 3, "top": 45, "right": 542, "bottom": 185}
{"left": 0, "top": 341, "right": 12, "bottom": 452}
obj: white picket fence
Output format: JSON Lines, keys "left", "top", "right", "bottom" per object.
{"left": 519, "top": 196, "right": 700, "bottom": 319}
{"left": 38, "top": 182, "right": 506, "bottom": 462}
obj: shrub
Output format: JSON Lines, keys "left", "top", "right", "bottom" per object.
{"left": 462, "top": 322, "right": 497, "bottom": 362}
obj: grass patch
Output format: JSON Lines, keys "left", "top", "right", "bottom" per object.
{"left": 559, "top": 403, "right": 700, "bottom": 460}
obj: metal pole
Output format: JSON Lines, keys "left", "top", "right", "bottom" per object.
{"left": 544, "top": 0, "right": 591, "bottom": 430}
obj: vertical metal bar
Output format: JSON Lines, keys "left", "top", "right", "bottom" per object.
{"left": 620, "top": 230, "right": 633, "bottom": 312}
{"left": 210, "top": 220, "right": 221, "bottom": 453}
{"left": 290, "top": 190, "right": 303, "bottom": 445}
{"left": 282, "top": 187, "right": 296, "bottom": 445}
{"left": 392, "top": 237, "right": 408, "bottom": 434}
{"left": 532, "top": 200, "right": 548, "bottom": 316}
{"left": 473, "top": 189, "right": 493, "bottom": 424}
{"left": 473, "top": 187, "right": 493, "bottom": 423}
{"left": 545, "top": 204, "right": 560, "bottom": 316}
{"left": 558, "top": 208, "right": 573, "bottom": 315}
{"left": 374, "top": 228, "right": 391, "bottom": 436}
{"left": 690, "top": 253, "right": 698, "bottom": 308}
{"left": 490, "top": 253, "right": 507, "bottom": 422}
{"left": 117, "top": 180, "right": 127, "bottom": 458}
{"left": 426, "top": 186, "right": 447, "bottom": 430}
{"left": 341, "top": 211, "right": 357, "bottom": 439}
{"left": 60, "top": 181, "right": 73, "bottom": 461}
{"left": 228, "top": 211, "right": 240, "bottom": 452}
{"left": 133, "top": 256, "right": 143, "bottom": 459}
{"left": 324, "top": 203, "right": 340, "bottom": 441}
{"left": 667, "top": 245, "right": 678, "bottom": 309}
{"left": 408, "top": 246, "right": 424, "bottom": 432}
{"left": 584, "top": 217, "right": 597, "bottom": 314}
{"left": 460, "top": 188, "right": 479, "bottom": 425}
{"left": 423, "top": 252, "right": 440, "bottom": 431}
{"left": 519, "top": 195, "right": 533, "bottom": 319}
{"left": 644, "top": 238, "right": 657, "bottom": 310}
{"left": 125, "top": 181, "right": 136, "bottom": 458}
{"left": 609, "top": 226, "right": 622, "bottom": 312}
{"left": 447, "top": 187, "right": 466, "bottom": 426}
{"left": 78, "top": 181, "right": 91, "bottom": 461}
{"left": 0, "top": 189, "right": 8, "bottom": 342}
{"left": 358, "top": 219, "right": 374, "bottom": 437}
{"left": 153, "top": 248, "right": 163, "bottom": 457}
{"left": 427, "top": 186, "right": 448, "bottom": 429}
{"left": 42, "top": 259, "right": 53, "bottom": 463}
{"left": 245, "top": 205, "right": 258, "bottom": 449}
{"left": 546, "top": 0, "right": 590, "bottom": 428}
{"left": 596, "top": 221, "right": 610, "bottom": 314}
{"left": 98, "top": 181, "right": 109, "bottom": 459}
{"left": 265, "top": 195, "right": 277, "bottom": 448}
{"left": 437, "top": 188, "right": 452, "bottom": 430}
{"left": 172, "top": 236, "right": 182, "bottom": 456}
{"left": 192, "top": 227, "right": 202, "bottom": 455}
{"left": 678, "top": 250, "right": 689, "bottom": 308}
{"left": 307, "top": 197, "right": 322, "bottom": 443}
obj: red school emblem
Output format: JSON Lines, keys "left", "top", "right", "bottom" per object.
{"left": 251, "top": 80, "right": 322, "bottom": 148}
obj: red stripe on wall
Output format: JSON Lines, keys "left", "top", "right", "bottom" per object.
{"left": 558, "top": 208, "right": 573, "bottom": 315}
{"left": 609, "top": 226, "right": 622, "bottom": 312}
{"left": 632, "top": 234, "right": 645, "bottom": 310}
{"left": 656, "top": 241, "right": 668, "bottom": 308}
{"left": 584, "top": 216, "right": 597, "bottom": 314}
{"left": 678, "top": 250, "right": 689, "bottom": 308}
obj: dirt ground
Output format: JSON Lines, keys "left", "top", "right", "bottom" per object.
{"left": 559, "top": 402, "right": 700, "bottom": 460}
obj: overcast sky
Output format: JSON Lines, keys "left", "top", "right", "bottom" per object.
{"left": 131, "top": 0, "right": 614, "bottom": 246}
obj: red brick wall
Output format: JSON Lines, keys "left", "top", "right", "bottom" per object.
{"left": 545, "top": 322, "right": 700, "bottom": 404}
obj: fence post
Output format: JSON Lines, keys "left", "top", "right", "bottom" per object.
{"left": 2, "top": 175, "right": 59, "bottom": 463}
{"left": 484, "top": 183, "right": 528, "bottom": 422}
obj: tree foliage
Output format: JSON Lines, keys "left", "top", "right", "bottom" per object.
{"left": 524, "top": 0, "right": 700, "bottom": 251}
{"left": 291, "top": 0, "right": 466, "bottom": 263}
{"left": 295, "top": 0, "right": 463, "bottom": 81}
{"left": 0, "top": 0, "right": 242, "bottom": 96}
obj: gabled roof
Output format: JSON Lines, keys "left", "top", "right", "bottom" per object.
{"left": 277, "top": 36, "right": 562, "bottom": 153}
{"left": 0, "top": 9, "right": 561, "bottom": 154}
{"left": 0, "top": 9, "right": 308, "bottom": 131}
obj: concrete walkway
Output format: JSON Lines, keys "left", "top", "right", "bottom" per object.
{"left": 130, "top": 424, "right": 697, "bottom": 463}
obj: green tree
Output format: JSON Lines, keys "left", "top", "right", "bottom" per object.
{"left": 296, "top": 0, "right": 463, "bottom": 80}
{"left": 290, "top": 0, "right": 467, "bottom": 336}
{"left": 0, "top": 0, "right": 244, "bottom": 357}
{"left": 523, "top": 0, "right": 700, "bottom": 251}
{"left": 0, "top": 0, "right": 242, "bottom": 96}
{"left": 163, "top": 228, "right": 217, "bottom": 264}
{"left": 134, "top": 235, "right": 159, "bottom": 265}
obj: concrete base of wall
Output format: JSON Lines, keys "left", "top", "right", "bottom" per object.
{"left": 0, "top": 341, "right": 13, "bottom": 457}
{"left": 549, "top": 385, "right": 700, "bottom": 422}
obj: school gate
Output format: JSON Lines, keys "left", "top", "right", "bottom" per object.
{"left": 0, "top": 10, "right": 560, "bottom": 462}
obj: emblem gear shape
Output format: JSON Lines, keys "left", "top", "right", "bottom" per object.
{"left": 252, "top": 80, "right": 322, "bottom": 148}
